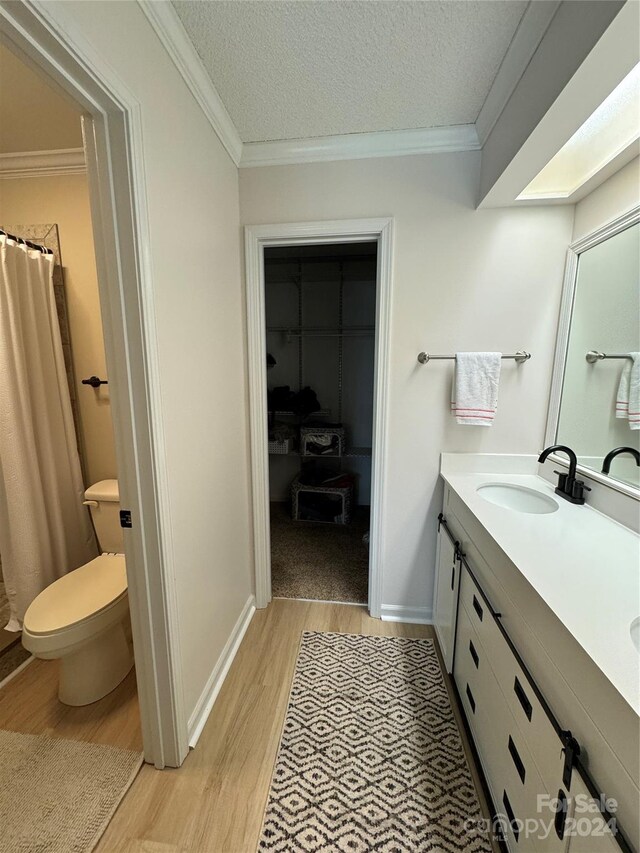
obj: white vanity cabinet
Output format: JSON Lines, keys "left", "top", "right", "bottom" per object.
{"left": 438, "top": 494, "right": 633, "bottom": 853}
{"left": 433, "top": 517, "right": 459, "bottom": 672}
{"left": 437, "top": 458, "right": 638, "bottom": 852}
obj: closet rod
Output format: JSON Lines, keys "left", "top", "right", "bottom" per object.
{"left": 285, "top": 332, "right": 373, "bottom": 338}
{"left": 417, "top": 350, "right": 531, "bottom": 364}
{"left": 269, "top": 326, "right": 374, "bottom": 338}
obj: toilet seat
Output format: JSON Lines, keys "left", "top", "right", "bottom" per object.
{"left": 22, "top": 554, "right": 128, "bottom": 657}
{"left": 24, "top": 554, "right": 127, "bottom": 633}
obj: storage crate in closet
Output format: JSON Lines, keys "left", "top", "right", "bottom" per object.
{"left": 291, "top": 475, "right": 353, "bottom": 525}
{"left": 268, "top": 436, "right": 295, "bottom": 455}
{"left": 300, "top": 426, "right": 345, "bottom": 457}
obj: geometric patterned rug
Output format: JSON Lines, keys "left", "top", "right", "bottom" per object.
{"left": 258, "top": 632, "right": 492, "bottom": 852}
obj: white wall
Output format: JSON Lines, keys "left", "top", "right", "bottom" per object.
{"left": 240, "top": 154, "right": 574, "bottom": 613}
{"left": 572, "top": 155, "right": 640, "bottom": 240}
{"left": 47, "top": 2, "right": 254, "bottom": 722}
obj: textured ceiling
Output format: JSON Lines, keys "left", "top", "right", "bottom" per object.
{"left": 172, "top": 0, "right": 528, "bottom": 143}
{"left": 0, "top": 44, "right": 83, "bottom": 153}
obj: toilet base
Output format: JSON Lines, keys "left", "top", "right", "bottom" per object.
{"left": 58, "top": 620, "right": 134, "bottom": 706}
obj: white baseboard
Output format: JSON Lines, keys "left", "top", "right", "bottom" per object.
{"left": 0, "top": 654, "right": 34, "bottom": 691}
{"left": 187, "top": 594, "right": 256, "bottom": 748}
{"left": 380, "top": 605, "right": 433, "bottom": 625}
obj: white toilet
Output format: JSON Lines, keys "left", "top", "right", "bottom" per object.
{"left": 22, "top": 480, "right": 133, "bottom": 706}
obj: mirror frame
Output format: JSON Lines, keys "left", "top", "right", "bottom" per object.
{"left": 544, "top": 203, "right": 640, "bottom": 500}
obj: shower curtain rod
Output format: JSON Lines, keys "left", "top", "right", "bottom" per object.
{"left": 0, "top": 228, "right": 53, "bottom": 255}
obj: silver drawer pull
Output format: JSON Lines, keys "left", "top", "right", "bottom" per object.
{"left": 469, "top": 640, "right": 479, "bottom": 669}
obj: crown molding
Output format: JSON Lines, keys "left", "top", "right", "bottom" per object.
{"left": 0, "top": 148, "right": 86, "bottom": 179}
{"left": 475, "top": 0, "right": 561, "bottom": 146}
{"left": 137, "top": 0, "right": 243, "bottom": 166}
{"left": 136, "top": 0, "right": 558, "bottom": 170}
{"left": 239, "top": 125, "right": 480, "bottom": 168}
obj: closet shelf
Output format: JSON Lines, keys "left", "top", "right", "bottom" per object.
{"left": 344, "top": 447, "right": 372, "bottom": 458}
{"left": 268, "top": 446, "right": 372, "bottom": 458}
{"left": 268, "top": 409, "right": 331, "bottom": 418}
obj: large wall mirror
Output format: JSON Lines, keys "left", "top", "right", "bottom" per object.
{"left": 547, "top": 207, "right": 640, "bottom": 492}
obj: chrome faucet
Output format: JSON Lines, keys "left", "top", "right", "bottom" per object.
{"left": 602, "top": 446, "right": 640, "bottom": 475}
{"left": 538, "top": 445, "right": 590, "bottom": 505}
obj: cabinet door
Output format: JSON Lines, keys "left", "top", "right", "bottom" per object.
{"left": 434, "top": 525, "right": 458, "bottom": 672}
{"left": 563, "top": 774, "right": 622, "bottom": 853}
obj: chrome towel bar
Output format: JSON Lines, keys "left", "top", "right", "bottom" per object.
{"left": 586, "top": 350, "right": 633, "bottom": 363}
{"left": 417, "top": 351, "right": 531, "bottom": 365}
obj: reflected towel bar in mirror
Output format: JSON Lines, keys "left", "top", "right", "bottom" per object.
{"left": 417, "top": 351, "right": 531, "bottom": 365}
{"left": 585, "top": 351, "right": 633, "bottom": 363}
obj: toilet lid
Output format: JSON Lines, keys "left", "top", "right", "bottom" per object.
{"left": 24, "top": 555, "right": 127, "bottom": 634}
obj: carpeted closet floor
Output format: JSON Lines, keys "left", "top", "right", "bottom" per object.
{"left": 270, "top": 502, "right": 369, "bottom": 603}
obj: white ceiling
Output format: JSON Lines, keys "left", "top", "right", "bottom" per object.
{"left": 172, "top": 0, "right": 529, "bottom": 144}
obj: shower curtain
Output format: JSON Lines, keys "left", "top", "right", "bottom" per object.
{"left": 0, "top": 234, "right": 97, "bottom": 630}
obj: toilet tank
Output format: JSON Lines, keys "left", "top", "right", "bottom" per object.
{"left": 84, "top": 480, "right": 124, "bottom": 554}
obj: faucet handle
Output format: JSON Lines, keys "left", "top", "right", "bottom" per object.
{"left": 571, "top": 479, "right": 590, "bottom": 504}
{"left": 553, "top": 470, "right": 568, "bottom": 490}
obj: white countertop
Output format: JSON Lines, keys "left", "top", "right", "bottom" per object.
{"left": 440, "top": 460, "right": 640, "bottom": 716}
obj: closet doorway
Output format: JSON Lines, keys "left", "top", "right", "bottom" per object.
{"left": 245, "top": 219, "right": 393, "bottom": 617}
{"left": 266, "top": 243, "right": 376, "bottom": 603}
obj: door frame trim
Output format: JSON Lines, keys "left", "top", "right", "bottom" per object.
{"left": 0, "top": 0, "right": 188, "bottom": 767}
{"left": 244, "top": 218, "right": 394, "bottom": 617}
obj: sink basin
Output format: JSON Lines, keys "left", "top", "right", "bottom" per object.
{"left": 631, "top": 618, "right": 640, "bottom": 654}
{"left": 477, "top": 483, "right": 559, "bottom": 514}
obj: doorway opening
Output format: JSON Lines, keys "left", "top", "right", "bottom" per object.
{"left": 265, "top": 242, "right": 377, "bottom": 604}
{"left": 0, "top": 40, "right": 139, "bottom": 730}
{"left": 0, "top": 2, "right": 187, "bottom": 768}
{"left": 245, "top": 218, "right": 393, "bottom": 618}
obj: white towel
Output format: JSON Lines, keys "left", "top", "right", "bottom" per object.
{"left": 615, "top": 353, "right": 640, "bottom": 430}
{"left": 451, "top": 352, "right": 502, "bottom": 426}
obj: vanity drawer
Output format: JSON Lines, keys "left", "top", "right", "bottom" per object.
{"left": 459, "top": 562, "right": 505, "bottom": 669}
{"left": 453, "top": 602, "right": 484, "bottom": 742}
{"left": 497, "top": 725, "right": 567, "bottom": 853}
{"left": 490, "top": 626, "right": 566, "bottom": 797}
{"left": 459, "top": 563, "right": 563, "bottom": 795}
{"left": 455, "top": 602, "right": 568, "bottom": 853}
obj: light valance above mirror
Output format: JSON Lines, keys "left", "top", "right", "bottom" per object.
{"left": 546, "top": 206, "right": 640, "bottom": 495}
